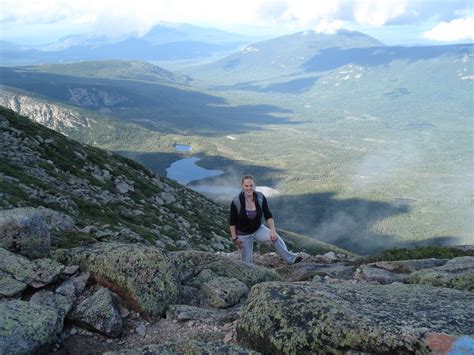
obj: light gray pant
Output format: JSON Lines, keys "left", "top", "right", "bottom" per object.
{"left": 237, "top": 225, "right": 297, "bottom": 264}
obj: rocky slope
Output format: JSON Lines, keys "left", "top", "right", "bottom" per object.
{"left": 0, "top": 106, "right": 230, "bottom": 252}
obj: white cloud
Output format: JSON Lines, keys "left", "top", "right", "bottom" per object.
{"left": 315, "top": 19, "right": 344, "bottom": 34}
{"left": 354, "top": 0, "right": 408, "bottom": 26}
{"left": 423, "top": 17, "right": 474, "bottom": 42}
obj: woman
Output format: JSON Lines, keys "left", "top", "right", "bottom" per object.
{"left": 229, "top": 175, "right": 302, "bottom": 264}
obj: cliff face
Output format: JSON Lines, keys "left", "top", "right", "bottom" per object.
{"left": 0, "top": 107, "right": 230, "bottom": 252}
{"left": 0, "top": 89, "right": 94, "bottom": 132}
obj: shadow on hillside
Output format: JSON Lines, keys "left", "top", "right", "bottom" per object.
{"left": 268, "top": 192, "right": 463, "bottom": 255}
{"left": 115, "top": 150, "right": 183, "bottom": 176}
{"left": 114, "top": 150, "right": 285, "bottom": 187}
{"left": 0, "top": 67, "right": 302, "bottom": 136}
{"left": 303, "top": 44, "right": 473, "bottom": 73}
{"left": 211, "top": 76, "right": 319, "bottom": 94}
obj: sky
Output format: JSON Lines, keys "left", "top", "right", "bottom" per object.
{"left": 0, "top": 0, "right": 473, "bottom": 46}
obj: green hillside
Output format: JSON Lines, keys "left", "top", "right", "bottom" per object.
{"left": 33, "top": 60, "right": 191, "bottom": 84}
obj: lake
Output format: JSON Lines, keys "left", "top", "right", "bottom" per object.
{"left": 175, "top": 144, "right": 192, "bottom": 151}
{"left": 166, "top": 157, "right": 223, "bottom": 184}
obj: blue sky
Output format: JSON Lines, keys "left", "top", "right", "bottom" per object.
{"left": 1, "top": 0, "right": 473, "bottom": 45}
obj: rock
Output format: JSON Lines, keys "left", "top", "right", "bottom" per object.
{"left": 0, "top": 209, "right": 50, "bottom": 258}
{"left": 322, "top": 251, "right": 337, "bottom": 261}
{"left": 174, "top": 250, "right": 281, "bottom": 288}
{"left": 135, "top": 324, "right": 146, "bottom": 337}
{"left": 103, "top": 340, "right": 260, "bottom": 354}
{"left": 56, "top": 271, "right": 90, "bottom": 299}
{"left": 68, "top": 287, "right": 123, "bottom": 338}
{"left": 0, "top": 270, "right": 27, "bottom": 297}
{"left": 0, "top": 248, "right": 65, "bottom": 288}
{"left": 237, "top": 282, "right": 474, "bottom": 354}
{"left": 63, "top": 265, "right": 80, "bottom": 276}
{"left": 371, "top": 258, "right": 448, "bottom": 273}
{"left": 166, "top": 304, "right": 238, "bottom": 325}
{"left": 30, "top": 290, "right": 73, "bottom": 321}
{"left": 160, "top": 192, "right": 176, "bottom": 204}
{"left": 52, "top": 243, "right": 179, "bottom": 320}
{"left": 277, "top": 262, "right": 355, "bottom": 282}
{"left": 115, "top": 180, "right": 134, "bottom": 194}
{"left": 200, "top": 277, "right": 249, "bottom": 308}
{"left": 0, "top": 300, "right": 62, "bottom": 354}
{"left": 359, "top": 265, "right": 406, "bottom": 284}
{"left": 405, "top": 256, "right": 474, "bottom": 291}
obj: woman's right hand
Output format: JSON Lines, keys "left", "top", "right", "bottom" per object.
{"left": 233, "top": 238, "right": 242, "bottom": 249}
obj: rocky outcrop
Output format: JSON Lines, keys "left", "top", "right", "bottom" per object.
{"left": 0, "top": 300, "right": 63, "bottom": 354}
{"left": 0, "top": 247, "right": 64, "bottom": 288}
{"left": 405, "top": 256, "right": 474, "bottom": 291}
{"left": 0, "top": 208, "right": 51, "bottom": 258}
{"left": 52, "top": 243, "right": 179, "bottom": 320}
{"left": 237, "top": 282, "right": 474, "bottom": 354}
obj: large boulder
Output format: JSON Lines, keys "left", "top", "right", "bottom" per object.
{"left": 52, "top": 243, "right": 179, "bottom": 320}
{"left": 0, "top": 300, "right": 62, "bottom": 354}
{"left": 0, "top": 247, "right": 65, "bottom": 288}
{"left": 405, "top": 256, "right": 474, "bottom": 291}
{"left": 237, "top": 282, "right": 474, "bottom": 354}
{"left": 0, "top": 270, "right": 27, "bottom": 297}
{"left": 173, "top": 250, "right": 281, "bottom": 287}
{"left": 200, "top": 276, "right": 249, "bottom": 308}
{"left": 0, "top": 209, "right": 50, "bottom": 258}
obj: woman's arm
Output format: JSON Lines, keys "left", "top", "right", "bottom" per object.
{"left": 267, "top": 218, "right": 278, "bottom": 241}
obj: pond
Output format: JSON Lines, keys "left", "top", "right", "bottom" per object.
{"left": 166, "top": 157, "right": 223, "bottom": 184}
{"left": 175, "top": 144, "right": 192, "bottom": 152}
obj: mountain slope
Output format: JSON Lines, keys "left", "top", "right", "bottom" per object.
{"left": 186, "top": 30, "right": 384, "bottom": 82}
{"left": 0, "top": 106, "right": 230, "bottom": 251}
{"left": 33, "top": 60, "right": 191, "bottom": 84}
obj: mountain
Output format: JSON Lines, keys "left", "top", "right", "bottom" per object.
{"left": 186, "top": 29, "right": 384, "bottom": 82}
{"left": 0, "top": 23, "right": 253, "bottom": 66}
{"left": 32, "top": 60, "right": 191, "bottom": 84}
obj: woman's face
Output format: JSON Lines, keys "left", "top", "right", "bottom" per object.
{"left": 242, "top": 178, "right": 255, "bottom": 196}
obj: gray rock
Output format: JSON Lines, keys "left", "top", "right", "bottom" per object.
{"left": 359, "top": 264, "right": 406, "bottom": 284}
{"left": 405, "top": 256, "right": 474, "bottom": 291}
{"left": 0, "top": 210, "right": 50, "bottom": 258}
{"left": 68, "top": 287, "right": 123, "bottom": 338}
{"left": 0, "top": 300, "right": 62, "bottom": 354}
{"left": 200, "top": 276, "right": 249, "bottom": 308}
{"left": 56, "top": 271, "right": 90, "bottom": 299}
{"left": 115, "top": 180, "right": 134, "bottom": 194}
{"left": 103, "top": 340, "right": 260, "bottom": 354}
{"left": 372, "top": 258, "right": 449, "bottom": 273}
{"left": 30, "top": 290, "right": 73, "bottom": 321}
{"left": 0, "top": 248, "right": 65, "bottom": 288}
{"left": 135, "top": 324, "right": 147, "bottom": 337}
{"left": 160, "top": 192, "right": 176, "bottom": 204}
{"left": 238, "top": 282, "right": 474, "bottom": 354}
{"left": 166, "top": 304, "right": 238, "bottom": 325}
{"left": 0, "top": 270, "right": 27, "bottom": 297}
{"left": 277, "top": 262, "right": 355, "bottom": 282}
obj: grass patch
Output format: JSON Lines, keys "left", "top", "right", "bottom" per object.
{"left": 355, "top": 245, "right": 474, "bottom": 265}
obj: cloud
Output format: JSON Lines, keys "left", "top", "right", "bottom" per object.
{"left": 423, "top": 17, "right": 474, "bottom": 42}
{"left": 1, "top": 0, "right": 473, "bottom": 41}
{"left": 315, "top": 19, "right": 345, "bottom": 34}
{"left": 353, "top": 0, "right": 408, "bottom": 26}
